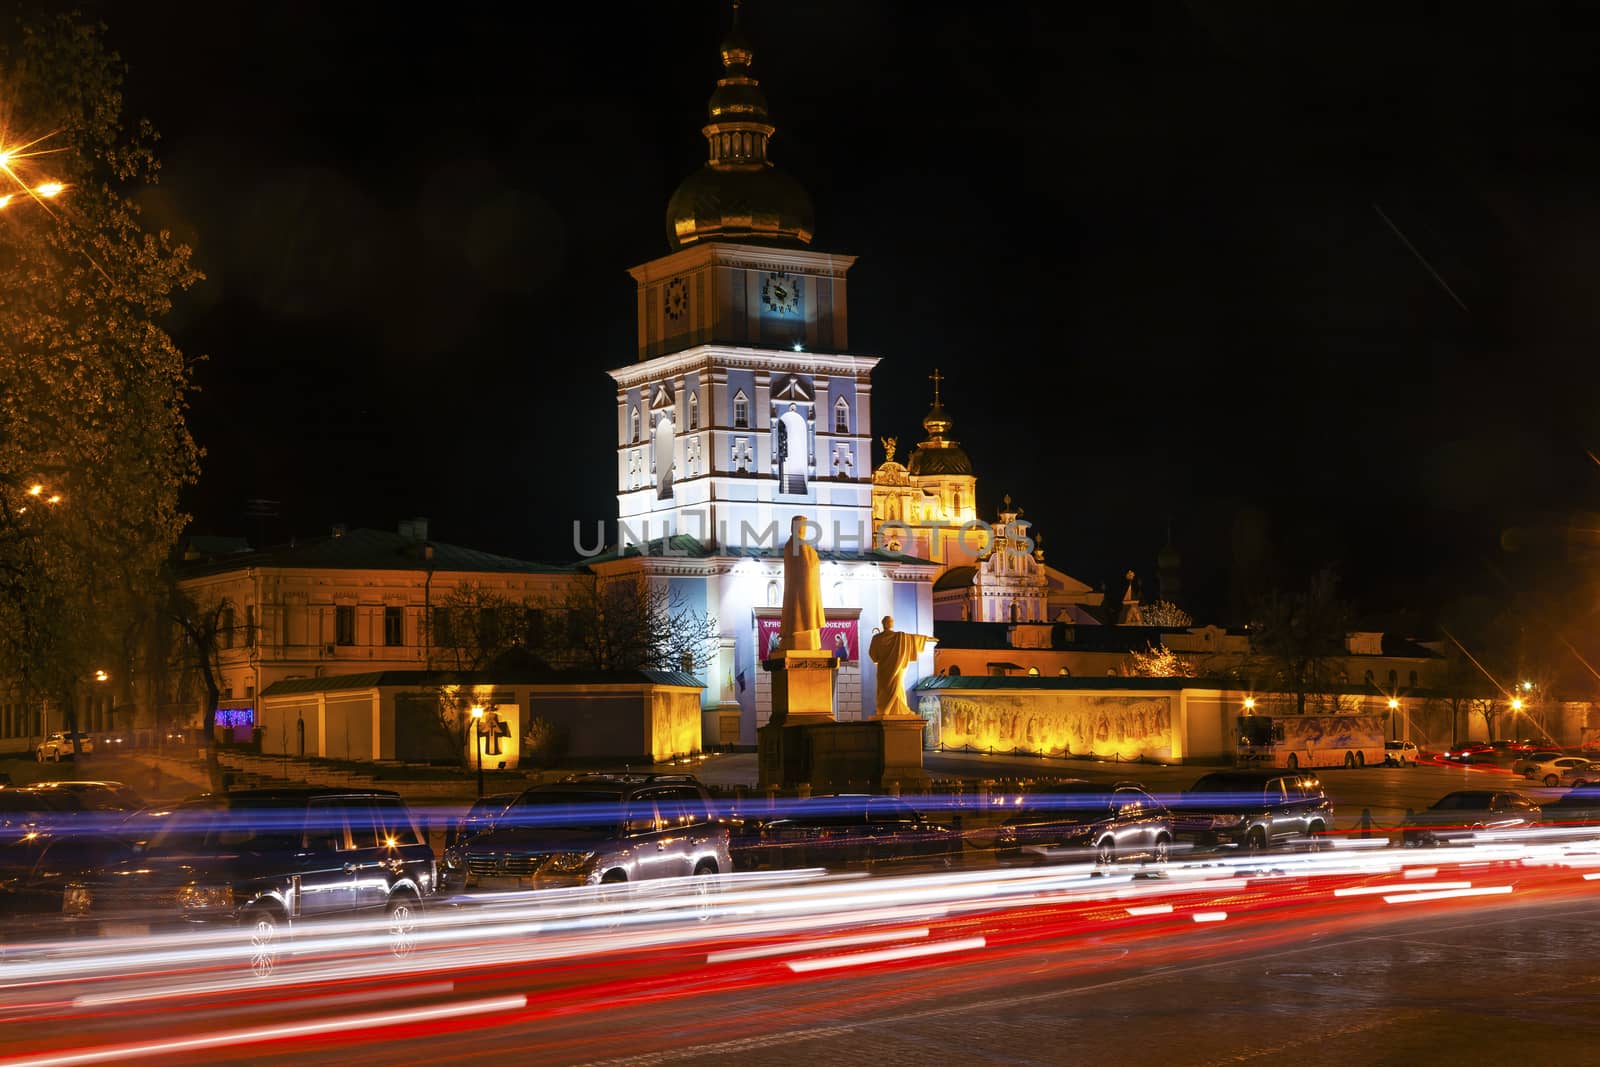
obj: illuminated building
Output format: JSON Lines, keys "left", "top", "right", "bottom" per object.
{"left": 597, "top": 18, "right": 939, "bottom": 744}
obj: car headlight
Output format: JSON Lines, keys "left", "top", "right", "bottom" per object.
{"left": 1211, "top": 814, "right": 1248, "bottom": 828}
{"left": 542, "top": 851, "right": 597, "bottom": 873}
{"left": 63, "top": 886, "right": 92, "bottom": 915}
{"left": 177, "top": 884, "right": 233, "bottom": 910}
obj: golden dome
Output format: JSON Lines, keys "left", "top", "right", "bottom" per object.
{"left": 665, "top": 14, "right": 815, "bottom": 251}
{"left": 907, "top": 369, "right": 974, "bottom": 478}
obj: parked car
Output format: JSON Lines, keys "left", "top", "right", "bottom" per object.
{"left": 1170, "top": 770, "right": 1333, "bottom": 853}
{"left": 27, "top": 781, "right": 145, "bottom": 812}
{"left": 1401, "top": 790, "right": 1542, "bottom": 847}
{"left": 36, "top": 732, "right": 94, "bottom": 762}
{"left": 1384, "top": 741, "right": 1422, "bottom": 767}
{"left": 0, "top": 824, "right": 147, "bottom": 919}
{"left": 439, "top": 791, "right": 519, "bottom": 875}
{"left": 1512, "top": 750, "right": 1566, "bottom": 776}
{"left": 752, "top": 794, "right": 961, "bottom": 871}
{"left": 0, "top": 788, "right": 68, "bottom": 845}
{"left": 1520, "top": 757, "right": 1597, "bottom": 789}
{"left": 444, "top": 792, "right": 520, "bottom": 850}
{"left": 1540, "top": 785, "right": 1600, "bottom": 830}
{"left": 61, "top": 788, "right": 435, "bottom": 976}
{"left": 450, "top": 773, "right": 731, "bottom": 894}
{"left": 994, "top": 780, "right": 1172, "bottom": 867}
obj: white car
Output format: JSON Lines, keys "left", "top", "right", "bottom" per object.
{"left": 1512, "top": 750, "right": 1565, "bottom": 776}
{"left": 1384, "top": 741, "right": 1421, "bottom": 767}
{"left": 35, "top": 732, "right": 94, "bottom": 762}
{"left": 1522, "top": 756, "right": 1597, "bottom": 789}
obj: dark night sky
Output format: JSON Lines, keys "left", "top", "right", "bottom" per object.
{"left": 69, "top": 1, "right": 1600, "bottom": 626}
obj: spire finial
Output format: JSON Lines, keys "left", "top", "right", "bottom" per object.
{"left": 929, "top": 367, "right": 944, "bottom": 407}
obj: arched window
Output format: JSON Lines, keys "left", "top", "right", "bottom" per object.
{"left": 1409, "top": 670, "right": 1418, "bottom": 688}
{"left": 629, "top": 406, "right": 640, "bottom": 443}
{"left": 1364, "top": 670, "right": 1374, "bottom": 685}
{"left": 1388, "top": 669, "right": 1398, "bottom": 687}
{"left": 1058, "top": 667, "right": 1070, "bottom": 676}
{"left": 688, "top": 392, "right": 699, "bottom": 430}
{"left": 1027, "top": 666, "right": 1040, "bottom": 676}
{"left": 733, "top": 390, "right": 749, "bottom": 428}
{"left": 948, "top": 665, "right": 962, "bottom": 677}
{"left": 834, "top": 397, "right": 849, "bottom": 434}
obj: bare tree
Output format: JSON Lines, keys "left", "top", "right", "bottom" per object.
{"left": 545, "top": 573, "right": 718, "bottom": 673}
{"left": 1246, "top": 566, "right": 1350, "bottom": 715}
{"left": 162, "top": 580, "right": 235, "bottom": 793}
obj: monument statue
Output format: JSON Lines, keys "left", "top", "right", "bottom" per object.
{"left": 778, "top": 515, "right": 824, "bottom": 652}
{"left": 880, "top": 435, "right": 897, "bottom": 464}
{"left": 869, "top": 615, "right": 937, "bottom": 718}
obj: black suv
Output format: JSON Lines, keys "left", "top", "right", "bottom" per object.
{"left": 62, "top": 788, "right": 435, "bottom": 975}
{"left": 995, "top": 780, "right": 1173, "bottom": 867}
{"left": 449, "top": 774, "right": 731, "bottom": 893}
{"left": 1170, "top": 770, "right": 1333, "bottom": 853}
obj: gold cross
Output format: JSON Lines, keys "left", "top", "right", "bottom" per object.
{"left": 929, "top": 368, "right": 944, "bottom": 405}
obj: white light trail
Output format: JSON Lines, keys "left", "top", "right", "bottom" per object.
{"left": 1381, "top": 886, "right": 1514, "bottom": 904}
{"left": 708, "top": 927, "right": 929, "bottom": 963}
{"left": 1191, "top": 912, "right": 1228, "bottom": 923}
{"left": 1332, "top": 882, "right": 1471, "bottom": 898}
{"left": 0, "top": 994, "right": 527, "bottom": 1067}
{"left": 785, "top": 937, "right": 986, "bottom": 973}
{"left": 1124, "top": 904, "right": 1174, "bottom": 916}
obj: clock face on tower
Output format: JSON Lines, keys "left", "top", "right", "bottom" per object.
{"left": 664, "top": 277, "right": 688, "bottom": 321}
{"left": 761, "top": 270, "right": 801, "bottom": 316}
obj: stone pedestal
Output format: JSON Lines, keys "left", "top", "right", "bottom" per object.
{"left": 763, "top": 649, "right": 839, "bottom": 726}
{"left": 875, "top": 716, "right": 930, "bottom": 788}
{"left": 759, "top": 717, "right": 930, "bottom": 793}
{"left": 758, "top": 650, "right": 839, "bottom": 788}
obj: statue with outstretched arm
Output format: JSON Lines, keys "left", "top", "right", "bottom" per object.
{"left": 778, "top": 515, "right": 825, "bottom": 652}
{"left": 869, "top": 614, "right": 937, "bottom": 718}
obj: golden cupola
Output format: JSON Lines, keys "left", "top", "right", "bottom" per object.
{"left": 665, "top": 8, "right": 816, "bottom": 251}
{"left": 907, "top": 369, "right": 975, "bottom": 478}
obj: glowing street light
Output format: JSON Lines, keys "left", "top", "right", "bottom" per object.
{"left": 1242, "top": 697, "right": 1256, "bottom": 711}
{"left": 1387, "top": 698, "right": 1400, "bottom": 710}
{"left": 1510, "top": 696, "right": 1525, "bottom": 713}
{"left": 34, "top": 181, "right": 63, "bottom": 199}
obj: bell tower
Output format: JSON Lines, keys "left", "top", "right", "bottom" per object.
{"left": 608, "top": 8, "right": 875, "bottom": 553}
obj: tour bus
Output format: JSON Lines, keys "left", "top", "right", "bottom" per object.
{"left": 1237, "top": 713, "right": 1386, "bottom": 770}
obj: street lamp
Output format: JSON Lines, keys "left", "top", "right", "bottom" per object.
{"left": 1242, "top": 697, "right": 1256, "bottom": 711}
{"left": 1387, "top": 697, "right": 1401, "bottom": 742}
{"left": 470, "top": 705, "right": 485, "bottom": 798}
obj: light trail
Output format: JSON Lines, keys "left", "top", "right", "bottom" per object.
{"left": 0, "top": 994, "right": 528, "bottom": 1067}
{"left": 785, "top": 936, "right": 987, "bottom": 973}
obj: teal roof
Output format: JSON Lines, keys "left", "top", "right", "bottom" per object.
{"left": 179, "top": 528, "right": 571, "bottom": 578}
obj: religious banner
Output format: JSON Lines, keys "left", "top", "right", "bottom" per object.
{"left": 757, "top": 614, "right": 859, "bottom": 662}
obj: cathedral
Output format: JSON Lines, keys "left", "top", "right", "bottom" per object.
{"left": 600, "top": 16, "right": 1123, "bottom": 745}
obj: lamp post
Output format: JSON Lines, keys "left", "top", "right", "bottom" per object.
{"left": 1387, "top": 697, "right": 1400, "bottom": 741}
{"left": 470, "top": 705, "right": 485, "bottom": 798}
